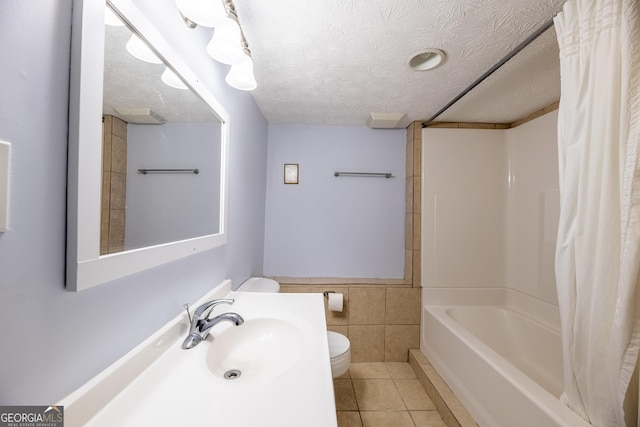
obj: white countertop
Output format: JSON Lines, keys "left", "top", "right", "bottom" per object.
{"left": 60, "top": 280, "right": 337, "bottom": 427}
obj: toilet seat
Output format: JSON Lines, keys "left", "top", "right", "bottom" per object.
{"left": 236, "top": 277, "right": 280, "bottom": 293}
{"left": 327, "top": 331, "right": 350, "bottom": 358}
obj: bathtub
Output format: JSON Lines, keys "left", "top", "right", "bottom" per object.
{"left": 420, "top": 288, "right": 592, "bottom": 427}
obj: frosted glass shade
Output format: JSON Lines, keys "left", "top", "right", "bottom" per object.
{"left": 126, "top": 34, "right": 162, "bottom": 64}
{"left": 206, "top": 18, "right": 244, "bottom": 65}
{"left": 175, "top": 0, "right": 226, "bottom": 28}
{"left": 161, "top": 67, "right": 188, "bottom": 90}
{"left": 225, "top": 55, "right": 257, "bottom": 91}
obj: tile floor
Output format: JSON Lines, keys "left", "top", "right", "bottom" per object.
{"left": 334, "top": 362, "right": 447, "bottom": 427}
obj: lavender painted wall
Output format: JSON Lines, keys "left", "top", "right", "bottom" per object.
{"left": 264, "top": 125, "right": 406, "bottom": 278}
{"left": 125, "top": 122, "right": 222, "bottom": 249}
{"left": 0, "top": 0, "right": 267, "bottom": 405}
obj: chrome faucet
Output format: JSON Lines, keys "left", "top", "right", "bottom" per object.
{"left": 181, "top": 299, "right": 244, "bottom": 350}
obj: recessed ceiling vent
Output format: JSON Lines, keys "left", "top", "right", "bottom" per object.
{"left": 366, "top": 113, "right": 405, "bottom": 129}
{"left": 114, "top": 107, "right": 166, "bottom": 124}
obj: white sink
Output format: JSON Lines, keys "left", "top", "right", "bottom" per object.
{"left": 59, "top": 281, "right": 337, "bottom": 427}
{"left": 207, "top": 317, "right": 304, "bottom": 383}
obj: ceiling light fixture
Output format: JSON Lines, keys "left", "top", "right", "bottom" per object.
{"left": 408, "top": 49, "right": 446, "bottom": 71}
{"left": 175, "top": 0, "right": 257, "bottom": 91}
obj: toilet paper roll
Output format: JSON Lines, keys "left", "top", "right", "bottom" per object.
{"left": 327, "top": 292, "right": 344, "bottom": 312}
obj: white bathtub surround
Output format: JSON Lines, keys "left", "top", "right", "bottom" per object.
{"left": 421, "top": 287, "right": 592, "bottom": 427}
{"left": 554, "top": 1, "right": 640, "bottom": 425}
{"left": 59, "top": 280, "right": 336, "bottom": 426}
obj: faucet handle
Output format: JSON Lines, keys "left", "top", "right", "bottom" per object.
{"left": 183, "top": 303, "right": 192, "bottom": 323}
{"left": 193, "top": 298, "right": 235, "bottom": 320}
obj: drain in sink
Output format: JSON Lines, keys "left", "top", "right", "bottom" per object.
{"left": 224, "top": 369, "right": 242, "bottom": 380}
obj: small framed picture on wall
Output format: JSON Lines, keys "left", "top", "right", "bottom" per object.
{"left": 284, "top": 163, "right": 299, "bottom": 184}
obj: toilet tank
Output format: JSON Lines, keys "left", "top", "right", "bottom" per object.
{"left": 237, "top": 277, "right": 280, "bottom": 293}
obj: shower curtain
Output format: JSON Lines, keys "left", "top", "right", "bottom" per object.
{"left": 554, "top": 0, "right": 640, "bottom": 426}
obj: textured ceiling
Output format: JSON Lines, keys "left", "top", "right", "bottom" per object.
{"left": 104, "top": 20, "right": 217, "bottom": 124}
{"left": 235, "top": 0, "right": 565, "bottom": 127}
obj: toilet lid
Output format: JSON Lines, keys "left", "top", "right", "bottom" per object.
{"left": 237, "top": 277, "right": 280, "bottom": 293}
{"left": 327, "top": 331, "right": 350, "bottom": 357}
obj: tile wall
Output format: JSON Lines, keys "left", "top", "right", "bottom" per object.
{"left": 279, "top": 281, "right": 421, "bottom": 362}
{"left": 101, "top": 115, "right": 128, "bottom": 255}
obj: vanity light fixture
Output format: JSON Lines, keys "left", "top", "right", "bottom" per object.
{"left": 225, "top": 53, "right": 257, "bottom": 91}
{"left": 408, "top": 48, "right": 446, "bottom": 71}
{"left": 161, "top": 67, "right": 189, "bottom": 90}
{"left": 126, "top": 34, "right": 163, "bottom": 64}
{"left": 175, "top": 0, "right": 227, "bottom": 28}
{"left": 176, "top": 0, "right": 257, "bottom": 91}
{"left": 206, "top": 17, "right": 245, "bottom": 65}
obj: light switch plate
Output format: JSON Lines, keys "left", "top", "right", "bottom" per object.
{"left": 0, "top": 141, "right": 10, "bottom": 232}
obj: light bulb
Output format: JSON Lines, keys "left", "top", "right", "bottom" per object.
{"left": 225, "top": 55, "right": 257, "bottom": 91}
{"left": 206, "top": 18, "right": 244, "bottom": 65}
{"left": 175, "top": 0, "right": 226, "bottom": 28}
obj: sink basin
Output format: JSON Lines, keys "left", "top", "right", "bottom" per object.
{"left": 206, "top": 317, "right": 305, "bottom": 383}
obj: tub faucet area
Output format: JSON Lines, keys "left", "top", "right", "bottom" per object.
{"left": 182, "top": 298, "right": 244, "bottom": 350}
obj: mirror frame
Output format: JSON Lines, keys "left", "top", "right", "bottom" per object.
{"left": 67, "top": 0, "right": 229, "bottom": 291}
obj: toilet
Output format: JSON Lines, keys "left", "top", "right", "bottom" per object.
{"left": 237, "top": 277, "right": 351, "bottom": 378}
{"left": 327, "top": 330, "right": 351, "bottom": 377}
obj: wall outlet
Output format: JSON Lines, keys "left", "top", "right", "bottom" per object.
{"left": 0, "top": 141, "right": 10, "bottom": 232}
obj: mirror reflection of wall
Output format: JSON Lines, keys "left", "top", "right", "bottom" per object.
{"left": 101, "top": 6, "right": 223, "bottom": 255}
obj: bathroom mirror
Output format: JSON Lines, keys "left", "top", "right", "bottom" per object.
{"left": 67, "top": 0, "right": 229, "bottom": 291}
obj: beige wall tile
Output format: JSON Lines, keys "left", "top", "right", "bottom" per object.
{"left": 108, "top": 209, "right": 125, "bottom": 247}
{"left": 412, "top": 212, "right": 421, "bottom": 251}
{"left": 101, "top": 171, "right": 111, "bottom": 210}
{"left": 102, "top": 133, "right": 112, "bottom": 171}
{"left": 405, "top": 213, "right": 413, "bottom": 250}
{"left": 349, "top": 325, "right": 384, "bottom": 362}
{"left": 111, "top": 135, "right": 127, "bottom": 175}
{"left": 406, "top": 141, "right": 414, "bottom": 178}
{"left": 412, "top": 249, "right": 421, "bottom": 287}
{"left": 413, "top": 177, "right": 421, "bottom": 214}
{"left": 110, "top": 172, "right": 127, "bottom": 210}
{"left": 386, "top": 288, "right": 421, "bottom": 325}
{"left": 349, "top": 363, "right": 390, "bottom": 379}
{"left": 112, "top": 115, "right": 127, "bottom": 138}
{"left": 404, "top": 249, "right": 413, "bottom": 283}
{"left": 384, "top": 325, "right": 419, "bottom": 362}
{"left": 405, "top": 177, "right": 414, "bottom": 214}
{"left": 349, "top": 287, "right": 385, "bottom": 325}
{"left": 279, "top": 284, "right": 312, "bottom": 293}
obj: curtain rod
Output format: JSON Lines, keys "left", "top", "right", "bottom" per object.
{"left": 422, "top": 18, "right": 556, "bottom": 127}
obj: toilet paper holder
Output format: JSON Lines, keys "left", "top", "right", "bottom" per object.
{"left": 323, "top": 291, "right": 335, "bottom": 298}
